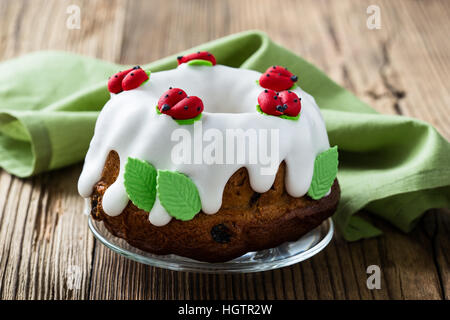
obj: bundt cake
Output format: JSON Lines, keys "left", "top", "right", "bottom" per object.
{"left": 78, "top": 52, "right": 340, "bottom": 262}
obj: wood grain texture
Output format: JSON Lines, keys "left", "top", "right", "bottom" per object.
{"left": 0, "top": 0, "right": 448, "bottom": 300}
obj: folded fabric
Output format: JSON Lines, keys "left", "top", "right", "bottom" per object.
{"left": 0, "top": 30, "right": 449, "bottom": 240}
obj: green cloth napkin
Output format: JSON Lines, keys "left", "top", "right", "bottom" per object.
{"left": 1, "top": 30, "right": 449, "bottom": 240}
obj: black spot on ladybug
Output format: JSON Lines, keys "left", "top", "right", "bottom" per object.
{"left": 293, "top": 99, "right": 298, "bottom": 103}
{"left": 276, "top": 92, "right": 279, "bottom": 95}
{"left": 197, "top": 107, "right": 201, "bottom": 111}
{"left": 178, "top": 91, "right": 183, "bottom": 94}
{"left": 162, "top": 104, "right": 170, "bottom": 111}
{"left": 130, "top": 73, "right": 134, "bottom": 76}
{"left": 272, "top": 66, "right": 276, "bottom": 69}
{"left": 133, "top": 66, "right": 140, "bottom": 70}
{"left": 184, "top": 106, "right": 188, "bottom": 110}
{"left": 273, "top": 95, "right": 278, "bottom": 100}
{"left": 177, "top": 56, "right": 183, "bottom": 60}
{"left": 264, "top": 89, "right": 268, "bottom": 93}
{"left": 291, "top": 75, "right": 298, "bottom": 82}
{"left": 266, "top": 74, "right": 270, "bottom": 77}
{"left": 165, "top": 94, "right": 169, "bottom": 98}
{"left": 211, "top": 224, "right": 231, "bottom": 244}
{"left": 114, "top": 75, "right": 118, "bottom": 78}
{"left": 169, "top": 86, "right": 173, "bottom": 89}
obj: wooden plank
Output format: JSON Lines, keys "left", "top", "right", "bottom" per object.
{"left": 0, "top": 0, "right": 127, "bottom": 299}
{"left": 316, "top": 0, "right": 449, "bottom": 299}
{"left": 305, "top": 0, "right": 448, "bottom": 300}
{"left": 423, "top": 209, "right": 450, "bottom": 300}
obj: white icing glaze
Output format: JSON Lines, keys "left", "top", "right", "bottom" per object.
{"left": 83, "top": 198, "right": 91, "bottom": 215}
{"left": 78, "top": 64, "right": 330, "bottom": 225}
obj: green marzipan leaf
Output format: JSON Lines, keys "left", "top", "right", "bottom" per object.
{"left": 155, "top": 105, "right": 202, "bottom": 125}
{"left": 280, "top": 113, "right": 300, "bottom": 120}
{"left": 124, "top": 157, "right": 157, "bottom": 212}
{"left": 187, "top": 59, "right": 213, "bottom": 67}
{"left": 289, "top": 83, "right": 298, "bottom": 90}
{"left": 141, "top": 70, "right": 152, "bottom": 86}
{"left": 174, "top": 113, "right": 202, "bottom": 125}
{"left": 157, "top": 170, "right": 202, "bottom": 221}
{"left": 307, "top": 146, "right": 339, "bottom": 200}
{"left": 256, "top": 104, "right": 300, "bottom": 121}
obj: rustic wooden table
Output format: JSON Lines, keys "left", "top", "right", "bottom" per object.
{"left": 0, "top": 0, "right": 449, "bottom": 300}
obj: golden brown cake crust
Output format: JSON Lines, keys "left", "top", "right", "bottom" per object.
{"left": 90, "top": 151, "right": 340, "bottom": 262}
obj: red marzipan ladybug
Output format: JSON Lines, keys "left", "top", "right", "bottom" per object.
{"left": 107, "top": 67, "right": 135, "bottom": 94}
{"left": 177, "top": 51, "right": 216, "bottom": 65}
{"left": 168, "top": 96, "right": 204, "bottom": 120}
{"left": 270, "top": 65, "right": 293, "bottom": 78}
{"left": 122, "top": 66, "right": 149, "bottom": 91}
{"left": 258, "top": 89, "right": 301, "bottom": 117}
{"left": 257, "top": 89, "right": 283, "bottom": 116}
{"left": 157, "top": 88, "right": 187, "bottom": 113}
{"left": 158, "top": 89, "right": 204, "bottom": 120}
{"left": 259, "top": 65, "right": 298, "bottom": 91}
{"left": 278, "top": 90, "right": 301, "bottom": 117}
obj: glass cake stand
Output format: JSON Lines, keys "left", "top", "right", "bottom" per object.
{"left": 88, "top": 216, "right": 334, "bottom": 273}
